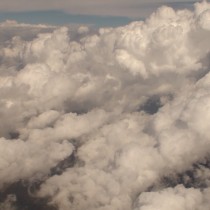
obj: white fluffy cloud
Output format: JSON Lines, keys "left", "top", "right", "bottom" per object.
{"left": 1, "top": 1, "right": 210, "bottom": 210}
{"left": 0, "top": 138, "right": 74, "bottom": 187}
{"left": 134, "top": 185, "right": 210, "bottom": 210}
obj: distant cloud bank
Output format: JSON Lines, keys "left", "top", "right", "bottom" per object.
{"left": 0, "top": 0, "right": 197, "bottom": 18}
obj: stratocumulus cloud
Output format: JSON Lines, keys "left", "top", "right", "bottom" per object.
{"left": 1, "top": 1, "right": 210, "bottom": 210}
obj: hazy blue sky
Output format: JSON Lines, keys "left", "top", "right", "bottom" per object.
{"left": 0, "top": 0, "right": 198, "bottom": 27}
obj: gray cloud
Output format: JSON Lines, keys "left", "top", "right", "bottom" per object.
{"left": 0, "top": 0, "right": 197, "bottom": 18}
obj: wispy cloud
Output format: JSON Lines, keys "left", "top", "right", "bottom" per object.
{"left": 0, "top": 11, "right": 133, "bottom": 27}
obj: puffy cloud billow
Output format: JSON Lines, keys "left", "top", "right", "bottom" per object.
{"left": 1, "top": 1, "right": 210, "bottom": 210}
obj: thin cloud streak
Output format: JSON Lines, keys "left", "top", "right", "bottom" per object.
{"left": 0, "top": 11, "right": 133, "bottom": 27}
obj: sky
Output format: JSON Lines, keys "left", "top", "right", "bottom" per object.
{"left": 1, "top": 1, "right": 210, "bottom": 210}
{"left": 0, "top": 0, "right": 197, "bottom": 27}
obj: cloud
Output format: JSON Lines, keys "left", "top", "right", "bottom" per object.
{"left": 0, "top": 0, "right": 197, "bottom": 18}
{"left": 1, "top": 1, "right": 210, "bottom": 210}
{"left": 134, "top": 185, "right": 210, "bottom": 210}
{"left": 0, "top": 137, "right": 74, "bottom": 187}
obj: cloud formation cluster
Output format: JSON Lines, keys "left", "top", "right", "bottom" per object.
{"left": 1, "top": 1, "right": 210, "bottom": 210}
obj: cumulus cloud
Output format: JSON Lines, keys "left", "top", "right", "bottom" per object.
{"left": 134, "top": 185, "right": 210, "bottom": 210}
{"left": 1, "top": 1, "right": 210, "bottom": 210}
{"left": 0, "top": 138, "right": 74, "bottom": 187}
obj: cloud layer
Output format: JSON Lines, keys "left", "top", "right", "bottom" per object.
{"left": 1, "top": 1, "right": 210, "bottom": 210}
{"left": 0, "top": 0, "right": 196, "bottom": 18}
